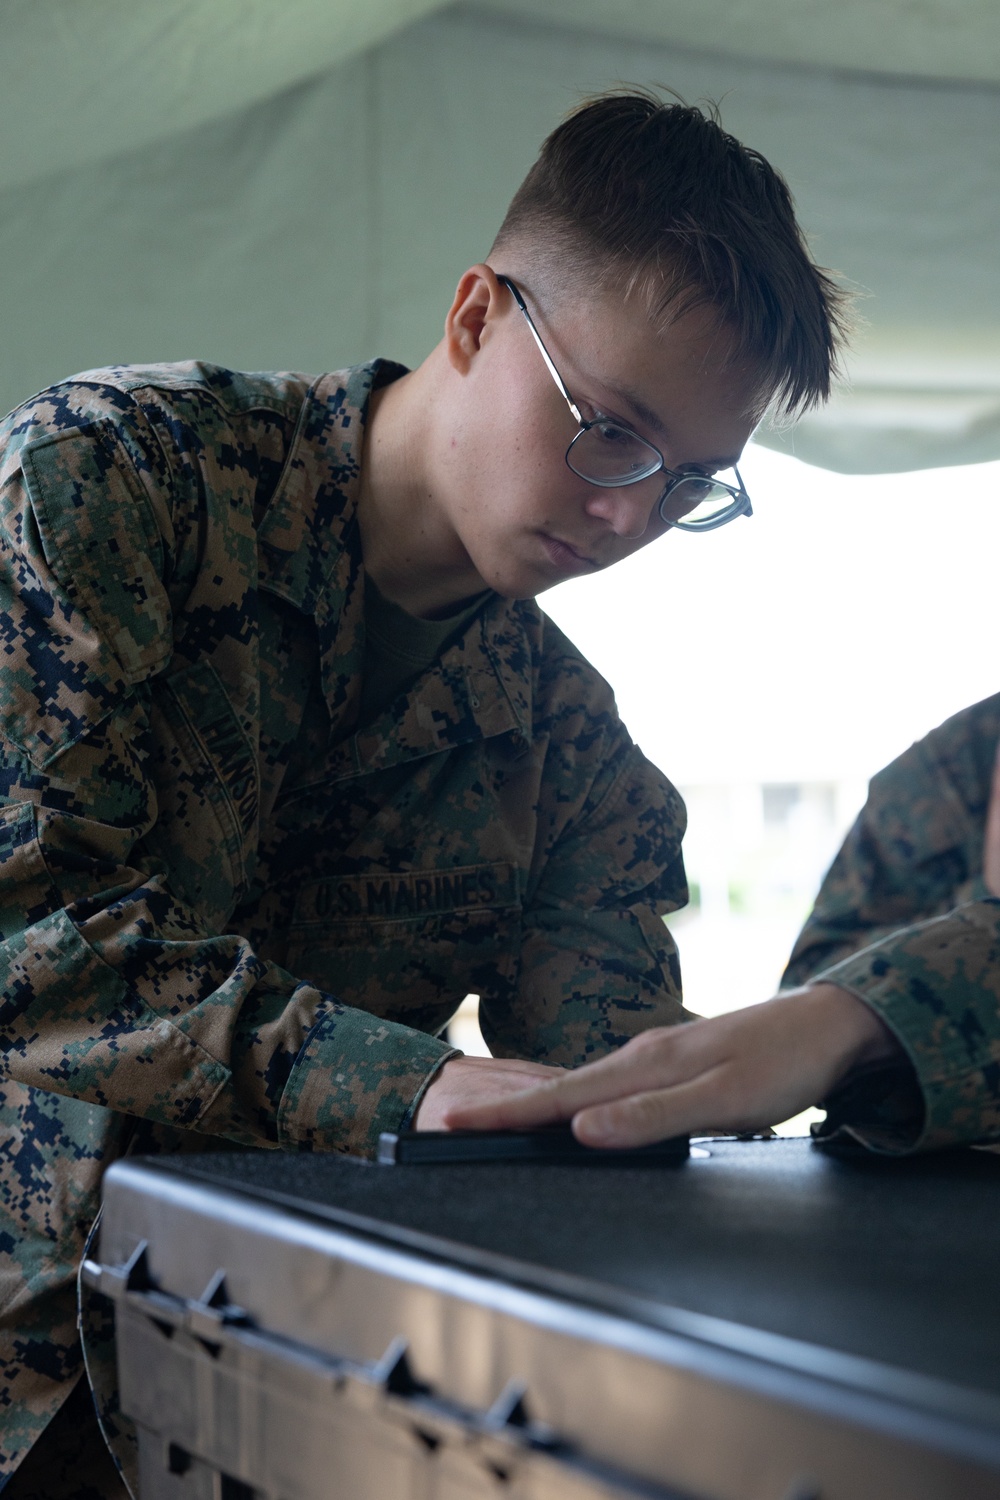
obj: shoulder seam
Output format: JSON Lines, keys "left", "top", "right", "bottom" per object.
{"left": 49, "top": 367, "right": 310, "bottom": 424}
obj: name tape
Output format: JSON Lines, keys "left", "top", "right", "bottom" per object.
{"left": 295, "top": 862, "right": 520, "bottom": 923}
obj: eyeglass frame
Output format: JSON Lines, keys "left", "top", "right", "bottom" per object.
{"left": 496, "top": 274, "right": 753, "bottom": 533}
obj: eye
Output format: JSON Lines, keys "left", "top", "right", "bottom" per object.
{"left": 592, "top": 419, "right": 634, "bottom": 446}
{"left": 582, "top": 407, "right": 636, "bottom": 444}
{"left": 569, "top": 410, "right": 664, "bottom": 484}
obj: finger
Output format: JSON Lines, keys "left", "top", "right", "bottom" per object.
{"left": 573, "top": 1041, "right": 828, "bottom": 1149}
{"left": 442, "top": 1078, "right": 571, "bottom": 1132}
{"left": 571, "top": 1066, "right": 734, "bottom": 1148}
{"left": 446, "top": 1026, "right": 705, "bottom": 1131}
{"left": 444, "top": 1042, "right": 682, "bottom": 1131}
{"left": 444, "top": 1068, "right": 625, "bottom": 1132}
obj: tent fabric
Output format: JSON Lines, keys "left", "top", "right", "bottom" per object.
{"left": 473, "top": 0, "right": 1000, "bottom": 85}
{"left": 1, "top": 1, "right": 999, "bottom": 474}
{"left": 0, "top": 0, "right": 445, "bottom": 194}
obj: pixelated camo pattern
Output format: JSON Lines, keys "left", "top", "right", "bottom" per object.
{"left": 784, "top": 692, "right": 1000, "bottom": 1153}
{"left": 0, "top": 360, "right": 688, "bottom": 1476}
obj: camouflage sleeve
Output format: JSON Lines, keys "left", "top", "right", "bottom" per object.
{"left": 781, "top": 693, "right": 1000, "bottom": 1153}
{"left": 784, "top": 693, "right": 1000, "bottom": 986}
{"left": 480, "top": 728, "right": 690, "bottom": 1065}
{"left": 0, "top": 389, "right": 453, "bottom": 1160}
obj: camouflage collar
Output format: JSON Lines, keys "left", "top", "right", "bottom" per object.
{"left": 256, "top": 359, "right": 392, "bottom": 617}
{"left": 257, "top": 361, "right": 533, "bottom": 758}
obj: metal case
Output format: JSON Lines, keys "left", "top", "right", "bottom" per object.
{"left": 87, "top": 1138, "right": 1000, "bottom": 1500}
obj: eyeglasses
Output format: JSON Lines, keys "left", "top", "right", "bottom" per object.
{"left": 497, "top": 275, "right": 753, "bottom": 534}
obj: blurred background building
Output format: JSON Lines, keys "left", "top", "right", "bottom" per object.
{"left": 4, "top": 1, "right": 999, "bottom": 1101}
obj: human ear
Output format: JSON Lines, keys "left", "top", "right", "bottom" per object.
{"left": 444, "top": 264, "right": 504, "bottom": 375}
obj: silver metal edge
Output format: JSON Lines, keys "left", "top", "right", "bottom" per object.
{"left": 101, "top": 1159, "right": 1000, "bottom": 1472}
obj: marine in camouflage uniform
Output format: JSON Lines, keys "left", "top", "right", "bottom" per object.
{"left": 0, "top": 359, "right": 687, "bottom": 1486}
{"left": 784, "top": 692, "right": 1000, "bottom": 1154}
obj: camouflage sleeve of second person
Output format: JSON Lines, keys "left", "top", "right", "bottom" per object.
{"left": 782, "top": 692, "right": 1000, "bottom": 1152}
{"left": 0, "top": 385, "right": 454, "bottom": 1161}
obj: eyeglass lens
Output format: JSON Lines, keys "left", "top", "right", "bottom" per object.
{"left": 566, "top": 421, "right": 663, "bottom": 485}
{"left": 659, "top": 476, "right": 743, "bottom": 526}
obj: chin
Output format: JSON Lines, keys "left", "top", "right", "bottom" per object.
{"left": 471, "top": 558, "right": 532, "bottom": 600}
{"left": 488, "top": 581, "right": 536, "bottom": 602}
{"left": 491, "top": 561, "right": 588, "bottom": 600}
{"left": 487, "top": 565, "right": 557, "bottom": 601}
{"left": 473, "top": 544, "right": 574, "bottom": 601}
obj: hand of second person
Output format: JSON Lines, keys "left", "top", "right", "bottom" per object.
{"left": 442, "top": 985, "right": 901, "bottom": 1147}
{"left": 413, "top": 1055, "right": 565, "bottom": 1131}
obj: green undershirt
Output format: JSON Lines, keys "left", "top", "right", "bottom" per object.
{"left": 359, "top": 573, "right": 492, "bottom": 725}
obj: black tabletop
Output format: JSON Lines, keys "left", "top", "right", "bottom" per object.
{"left": 148, "top": 1137, "right": 1000, "bottom": 1399}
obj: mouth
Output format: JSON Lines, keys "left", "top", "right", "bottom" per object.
{"left": 539, "top": 533, "right": 599, "bottom": 574}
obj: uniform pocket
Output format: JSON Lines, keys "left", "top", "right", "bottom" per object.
{"left": 0, "top": 802, "right": 62, "bottom": 938}
{"left": 139, "top": 661, "right": 259, "bottom": 929}
{"left": 0, "top": 422, "right": 172, "bottom": 769}
{"left": 24, "top": 422, "right": 171, "bottom": 686}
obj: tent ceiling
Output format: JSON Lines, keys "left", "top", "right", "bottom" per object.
{"left": 0, "top": 0, "right": 446, "bottom": 193}
{"left": 469, "top": 0, "right": 1000, "bottom": 86}
{"left": 5, "top": 0, "right": 999, "bottom": 197}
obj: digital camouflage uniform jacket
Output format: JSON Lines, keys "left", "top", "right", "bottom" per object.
{"left": 0, "top": 360, "right": 688, "bottom": 1477}
{"left": 784, "top": 691, "right": 1000, "bottom": 1154}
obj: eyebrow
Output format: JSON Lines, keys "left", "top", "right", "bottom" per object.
{"left": 599, "top": 380, "right": 742, "bottom": 471}
{"left": 604, "top": 381, "right": 668, "bottom": 439}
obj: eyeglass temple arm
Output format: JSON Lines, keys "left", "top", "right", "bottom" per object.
{"left": 733, "top": 468, "right": 752, "bottom": 517}
{"left": 496, "top": 275, "right": 584, "bottom": 425}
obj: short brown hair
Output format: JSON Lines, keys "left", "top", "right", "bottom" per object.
{"left": 490, "top": 90, "right": 850, "bottom": 419}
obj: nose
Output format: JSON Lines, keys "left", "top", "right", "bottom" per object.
{"left": 583, "top": 481, "right": 659, "bottom": 539}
